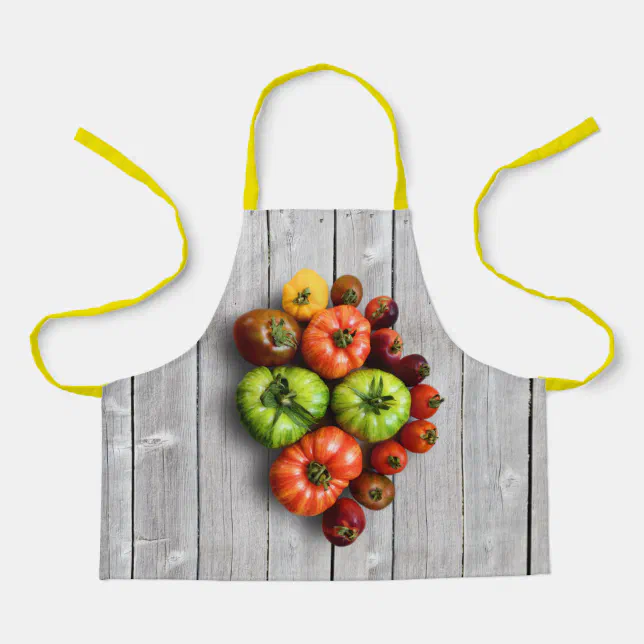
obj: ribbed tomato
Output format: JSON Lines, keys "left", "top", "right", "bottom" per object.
{"left": 269, "top": 426, "right": 362, "bottom": 516}
{"left": 301, "top": 305, "right": 371, "bottom": 380}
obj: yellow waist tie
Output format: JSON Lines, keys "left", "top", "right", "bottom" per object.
{"left": 29, "top": 129, "right": 188, "bottom": 398}
{"left": 474, "top": 117, "right": 614, "bottom": 391}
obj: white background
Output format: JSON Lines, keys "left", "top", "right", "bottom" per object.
{"left": 1, "top": 0, "right": 642, "bottom": 641}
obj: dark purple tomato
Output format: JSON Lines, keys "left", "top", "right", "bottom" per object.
{"left": 396, "top": 353, "right": 430, "bottom": 386}
{"left": 322, "top": 498, "right": 366, "bottom": 547}
{"left": 368, "top": 329, "right": 403, "bottom": 371}
{"left": 365, "top": 296, "right": 399, "bottom": 330}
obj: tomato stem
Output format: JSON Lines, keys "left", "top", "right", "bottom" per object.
{"left": 429, "top": 395, "right": 445, "bottom": 410}
{"left": 341, "top": 288, "right": 358, "bottom": 305}
{"left": 335, "top": 526, "right": 358, "bottom": 541}
{"left": 418, "top": 363, "right": 430, "bottom": 378}
{"left": 293, "top": 287, "right": 311, "bottom": 305}
{"left": 370, "top": 298, "right": 388, "bottom": 321}
{"left": 369, "top": 488, "right": 383, "bottom": 502}
{"left": 387, "top": 456, "right": 402, "bottom": 470}
{"left": 421, "top": 429, "right": 438, "bottom": 445}
{"left": 391, "top": 336, "right": 403, "bottom": 354}
{"left": 333, "top": 328, "right": 356, "bottom": 348}
{"left": 307, "top": 461, "right": 332, "bottom": 490}
{"left": 269, "top": 317, "right": 298, "bottom": 349}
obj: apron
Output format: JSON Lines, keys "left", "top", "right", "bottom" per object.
{"left": 31, "top": 64, "right": 613, "bottom": 580}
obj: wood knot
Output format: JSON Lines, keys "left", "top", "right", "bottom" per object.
{"left": 167, "top": 551, "right": 184, "bottom": 565}
{"left": 499, "top": 470, "right": 522, "bottom": 492}
{"left": 138, "top": 434, "right": 173, "bottom": 449}
{"left": 362, "top": 248, "right": 377, "bottom": 263}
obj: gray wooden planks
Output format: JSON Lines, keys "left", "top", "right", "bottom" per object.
{"left": 100, "top": 378, "right": 133, "bottom": 579}
{"left": 530, "top": 379, "right": 550, "bottom": 574}
{"left": 99, "top": 208, "right": 550, "bottom": 580}
{"left": 133, "top": 349, "right": 198, "bottom": 579}
{"left": 267, "top": 209, "right": 335, "bottom": 581}
{"left": 393, "top": 211, "right": 464, "bottom": 578}
{"left": 463, "top": 359, "right": 530, "bottom": 576}
{"left": 198, "top": 210, "right": 270, "bottom": 580}
{"left": 333, "top": 209, "right": 394, "bottom": 581}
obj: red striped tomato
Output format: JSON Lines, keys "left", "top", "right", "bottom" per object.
{"left": 301, "top": 305, "right": 371, "bottom": 379}
{"left": 269, "top": 426, "right": 362, "bottom": 516}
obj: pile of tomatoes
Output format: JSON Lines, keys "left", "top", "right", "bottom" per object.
{"left": 232, "top": 269, "right": 444, "bottom": 548}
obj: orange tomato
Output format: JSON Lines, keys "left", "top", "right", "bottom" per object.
{"left": 301, "top": 305, "right": 371, "bottom": 379}
{"left": 269, "top": 426, "right": 363, "bottom": 516}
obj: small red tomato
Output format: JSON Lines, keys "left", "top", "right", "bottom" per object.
{"left": 396, "top": 354, "right": 430, "bottom": 387}
{"left": 368, "top": 329, "right": 404, "bottom": 370}
{"left": 322, "top": 498, "right": 366, "bottom": 547}
{"left": 331, "top": 275, "right": 363, "bottom": 307}
{"left": 399, "top": 420, "right": 438, "bottom": 454}
{"left": 371, "top": 440, "right": 408, "bottom": 475}
{"left": 365, "top": 296, "right": 399, "bottom": 330}
{"left": 349, "top": 470, "right": 395, "bottom": 510}
{"left": 410, "top": 384, "right": 445, "bottom": 419}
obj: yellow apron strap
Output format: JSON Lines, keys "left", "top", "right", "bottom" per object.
{"left": 30, "top": 129, "right": 188, "bottom": 398}
{"left": 474, "top": 117, "right": 614, "bottom": 391}
{"left": 243, "top": 63, "right": 408, "bottom": 211}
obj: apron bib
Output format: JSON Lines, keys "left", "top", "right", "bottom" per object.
{"left": 31, "top": 64, "right": 613, "bottom": 580}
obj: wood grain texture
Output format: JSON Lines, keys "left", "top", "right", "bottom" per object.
{"left": 133, "top": 349, "right": 198, "bottom": 579}
{"left": 100, "top": 378, "right": 133, "bottom": 579}
{"left": 99, "top": 208, "right": 550, "bottom": 581}
{"left": 267, "top": 209, "right": 334, "bottom": 581}
{"left": 530, "top": 379, "right": 550, "bottom": 574}
{"left": 333, "top": 209, "right": 394, "bottom": 581}
{"left": 463, "top": 359, "right": 530, "bottom": 576}
{"left": 393, "top": 211, "right": 464, "bottom": 578}
{"left": 198, "top": 211, "right": 269, "bottom": 580}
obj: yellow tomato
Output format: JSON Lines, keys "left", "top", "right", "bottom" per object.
{"left": 282, "top": 269, "right": 329, "bottom": 322}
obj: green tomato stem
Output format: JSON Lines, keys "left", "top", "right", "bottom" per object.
{"left": 341, "top": 288, "right": 358, "bottom": 305}
{"left": 293, "top": 287, "right": 311, "bottom": 305}
{"left": 307, "top": 461, "right": 332, "bottom": 490}
{"left": 421, "top": 429, "right": 438, "bottom": 445}
{"left": 429, "top": 395, "right": 445, "bottom": 410}
{"left": 335, "top": 526, "right": 358, "bottom": 541}
{"left": 333, "top": 328, "right": 356, "bottom": 348}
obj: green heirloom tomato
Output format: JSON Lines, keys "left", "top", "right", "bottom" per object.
{"left": 236, "top": 366, "right": 329, "bottom": 448}
{"left": 331, "top": 369, "right": 411, "bottom": 443}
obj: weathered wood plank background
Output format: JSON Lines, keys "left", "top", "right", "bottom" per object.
{"left": 100, "top": 209, "right": 550, "bottom": 580}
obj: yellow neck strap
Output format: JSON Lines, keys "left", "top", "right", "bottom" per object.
{"left": 474, "top": 117, "right": 614, "bottom": 391}
{"left": 30, "top": 129, "right": 188, "bottom": 398}
{"left": 243, "top": 63, "right": 408, "bottom": 210}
